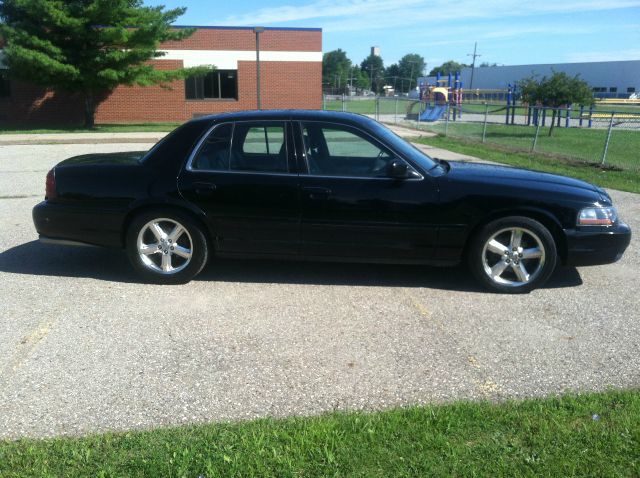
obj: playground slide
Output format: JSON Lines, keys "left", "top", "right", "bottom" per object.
{"left": 419, "top": 105, "right": 446, "bottom": 122}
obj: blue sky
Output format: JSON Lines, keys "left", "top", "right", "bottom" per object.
{"left": 148, "top": 0, "right": 640, "bottom": 71}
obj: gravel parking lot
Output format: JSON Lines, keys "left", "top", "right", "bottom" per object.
{"left": 0, "top": 143, "right": 638, "bottom": 440}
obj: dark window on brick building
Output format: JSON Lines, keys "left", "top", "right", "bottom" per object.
{"left": 186, "top": 70, "right": 237, "bottom": 100}
{"left": 0, "top": 70, "right": 10, "bottom": 97}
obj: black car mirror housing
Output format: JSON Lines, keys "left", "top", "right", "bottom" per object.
{"left": 388, "top": 160, "right": 409, "bottom": 179}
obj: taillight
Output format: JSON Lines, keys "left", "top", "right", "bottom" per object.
{"left": 45, "top": 168, "right": 57, "bottom": 200}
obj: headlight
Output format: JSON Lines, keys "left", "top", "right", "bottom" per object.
{"left": 578, "top": 207, "right": 618, "bottom": 226}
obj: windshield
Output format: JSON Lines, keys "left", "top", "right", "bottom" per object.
{"left": 367, "top": 120, "right": 440, "bottom": 173}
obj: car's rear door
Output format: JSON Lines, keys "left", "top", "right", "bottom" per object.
{"left": 178, "top": 120, "right": 300, "bottom": 255}
{"left": 294, "top": 120, "right": 440, "bottom": 261}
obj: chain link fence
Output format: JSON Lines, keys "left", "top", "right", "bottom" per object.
{"left": 323, "top": 95, "right": 640, "bottom": 172}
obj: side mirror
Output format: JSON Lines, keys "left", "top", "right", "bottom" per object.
{"left": 388, "top": 160, "right": 409, "bottom": 179}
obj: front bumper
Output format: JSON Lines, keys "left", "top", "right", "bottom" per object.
{"left": 564, "top": 221, "right": 632, "bottom": 266}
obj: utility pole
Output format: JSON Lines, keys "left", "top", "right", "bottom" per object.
{"left": 253, "top": 26, "right": 265, "bottom": 109}
{"left": 467, "top": 42, "right": 481, "bottom": 90}
{"left": 369, "top": 66, "right": 376, "bottom": 94}
{"left": 408, "top": 60, "right": 418, "bottom": 93}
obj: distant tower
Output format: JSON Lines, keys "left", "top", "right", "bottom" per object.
{"left": 371, "top": 46, "right": 380, "bottom": 57}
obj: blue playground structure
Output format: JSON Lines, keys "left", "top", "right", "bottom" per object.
{"left": 419, "top": 105, "right": 446, "bottom": 121}
{"left": 418, "top": 71, "right": 463, "bottom": 122}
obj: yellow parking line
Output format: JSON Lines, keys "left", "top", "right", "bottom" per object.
{"left": 0, "top": 320, "right": 54, "bottom": 384}
{"left": 405, "top": 292, "right": 504, "bottom": 398}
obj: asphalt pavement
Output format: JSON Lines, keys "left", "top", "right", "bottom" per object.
{"left": 0, "top": 141, "right": 638, "bottom": 440}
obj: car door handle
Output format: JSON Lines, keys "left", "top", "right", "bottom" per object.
{"left": 193, "top": 182, "right": 217, "bottom": 195}
{"left": 302, "top": 186, "right": 331, "bottom": 200}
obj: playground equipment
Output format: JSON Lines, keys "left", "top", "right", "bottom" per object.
{"left": 418, "top": 71, "right": 463, "bottom": 122}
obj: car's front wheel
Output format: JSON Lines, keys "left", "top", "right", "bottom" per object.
{"left": 468, "top": 216, "right": 557, "bottom": 293}
{"left": 126, "top": 210, "right": 209, "bottom": 284}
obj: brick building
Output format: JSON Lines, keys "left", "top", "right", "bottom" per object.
{"left": 0, "top": 26, "right": 322, "bottom": 125}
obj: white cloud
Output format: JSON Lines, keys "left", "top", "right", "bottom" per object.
{"left": 215, "top": 0, "right": 640, "bottom": 31}
{"left": 217, "top": 0, "right": 424, "bottom": 26}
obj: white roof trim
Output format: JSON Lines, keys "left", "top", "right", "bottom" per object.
{"left": 158, "top": 50, "right": 322, "bottom": 69}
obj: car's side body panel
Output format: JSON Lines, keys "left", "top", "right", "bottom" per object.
{"left": 32, "top": 110, "right": 631, "bottom": 273}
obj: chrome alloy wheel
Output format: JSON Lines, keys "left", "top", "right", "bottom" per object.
{"left": 481, "top": 227, "right": 546, "bottom": 288}
{"left": 136, "top": 218, "right": 193, "bottom": 275}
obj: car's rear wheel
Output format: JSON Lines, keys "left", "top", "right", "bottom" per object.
{"left": 126, "top": 210, "right": 209, "bottom": 284}
{"left": 468, "top": 216, "right": 557, "bottom": 293}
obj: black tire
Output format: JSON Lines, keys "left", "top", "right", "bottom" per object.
{"left": 468, "top": 216, "right": 557, "bottom": 294}
{"left": 126, "top": 209, "right": 209, "bottom": 284}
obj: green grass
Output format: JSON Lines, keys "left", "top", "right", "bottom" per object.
{"left": 325, "top": 98, "right": 401, "bottom": 115}
{"left": 1, "top": 390, "right": 638, "bottom": 477}
{"left": 406, "top": 121, "right": 640, "bottom": 172}
{"left": 326, "top": 100, "right": 640, "bottom": 118}
{"left": 0, "top": 123, "right": 180, "bottom": 134}
{"left": 411, "top": 133, "right": 640, "bottom": 193}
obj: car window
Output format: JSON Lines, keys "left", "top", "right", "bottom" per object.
{"left": 243, "top": 126, "right": 285, "bottom": 155}
{"left": 231, "top": 122, "right": 288, "bottom": 173}
{"left": 301, "top": 123, "right": 395, "bottom": 178}
{"left": 191, "top": 123, "right": 233, "bottom": 170}
{"left": 324, "top": 129, "right": 387, "bottom": 158}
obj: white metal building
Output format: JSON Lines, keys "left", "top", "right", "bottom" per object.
{"left": 421, "top": 60, "right": 640, "bottom": 98}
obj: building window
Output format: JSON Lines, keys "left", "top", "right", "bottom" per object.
{"left": 627, "top": 87, "right": 636, "bottom": 93}
{"left": 609, "top": 87, "right": 617, "bottom": 93}
{"left": 592, "top": 87, "right": 606, "bottom": 93}
{"left": 0, "top": 70, "right": 10, "bottom": 98}
{"left": 185, "top": 70, "right": 237, "bottom": 100}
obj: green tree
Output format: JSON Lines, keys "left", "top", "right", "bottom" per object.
{"left": 0, "top": 0, "right": 211, "bottom": 127}
{"left": 429, "top": 60, "right": 468, "bottom": 76}
{"left": 397, "top": 53, "right": 425, "bottom": 93}
{"left": 360, "top": 54, "right": 384, "bottom": 94}
{"left": 385, "top": 63, "right": 401, "bottom": 92}
{"left": 351, "top": 67, "right": 370, "bottom": 90}
{"left": 386, "top": 55, "right": 426, "bottom": 94}
{"left": 322, "top": 49, "right": 351, "bottom": 92}
{"left": 519, "top": 71, "right": 594, "bottom": 136}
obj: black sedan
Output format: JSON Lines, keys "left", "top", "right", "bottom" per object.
{"left": 33, "top": 110, "right": 631, "bottom": 293}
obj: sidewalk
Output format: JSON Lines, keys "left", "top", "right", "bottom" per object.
{"left": 384, "top": 123, "right": 491, "bottom": 163}
{"left": 0, "top": 125, "right": 489, "bottom": 164}
{"left": 0, "top": 132, "right": 167, "bottom": 145}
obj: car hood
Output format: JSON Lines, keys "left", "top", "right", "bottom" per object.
{"left": 57, "top": 151, "right": 147, "bottom": 168}
{"left": 443, "top": 160, "right": 610, "bottom": 203}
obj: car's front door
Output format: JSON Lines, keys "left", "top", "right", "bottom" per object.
{"left": 178, "top": 120, "right": 299, "bottom": 255}
{"left": 294, "top": 121, "right": 440, "bottom": 261}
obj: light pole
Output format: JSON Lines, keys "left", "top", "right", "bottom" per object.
{"left": 253, "top": 26, "right": 265, "bottom": 110}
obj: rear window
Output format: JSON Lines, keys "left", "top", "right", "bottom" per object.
{"left": 142, "top": 120, "right": 212, "bottom": 170}
{"left": 191, "top": 123, "right": 233, "bottom": 170}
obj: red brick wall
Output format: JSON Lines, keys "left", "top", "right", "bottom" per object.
{"left": 0, "top": 82, "right": 85, "bottom": 124}
{"left": 0, "top": 27, "right": 322, "bottom": 125}
{"left": 94, "top": 59, "right": 322, "bottom": 123}
{"left": 161, "top": 27, "right": 321, "bottom": 52}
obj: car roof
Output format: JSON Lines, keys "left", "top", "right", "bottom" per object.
{"left": 190, "top": 110, "right": 378, "bottom": 128}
